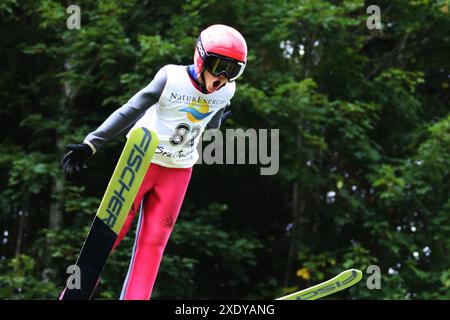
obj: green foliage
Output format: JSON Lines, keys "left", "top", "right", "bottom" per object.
{"left": 0, "top": 255, "right": 58, "bottom": 299}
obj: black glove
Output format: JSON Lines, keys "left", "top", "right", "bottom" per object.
{"left": 61, "top": 143, "right": 93, "bottom": 175}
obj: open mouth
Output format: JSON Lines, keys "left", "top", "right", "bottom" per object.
{"left": 213, "top": 80, "right": 221, "bottom": 88}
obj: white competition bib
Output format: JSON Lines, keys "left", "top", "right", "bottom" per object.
{"left": 129, "top": 64, "right": 235, "bottom": 168}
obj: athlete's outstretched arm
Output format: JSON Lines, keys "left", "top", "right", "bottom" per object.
{"left": 84, "top": 68, "right": 167, "bottom": 153}
{"left": 61, "top": 68, "right": 167, "bottom": 175}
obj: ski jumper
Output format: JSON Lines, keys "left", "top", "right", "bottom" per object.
{"left": 83, "top": 64, "right": 235, "bottom": 299}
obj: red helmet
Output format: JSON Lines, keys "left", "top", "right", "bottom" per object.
{"left": 194, "top": 24, "right": 247, "bottom": 82}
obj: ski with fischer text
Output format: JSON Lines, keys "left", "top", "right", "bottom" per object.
{"left": 60, "top": 127, "right": 158, "bottom": 300}
{"left": 276, "top": 269, "right": 363, "bottom": 300}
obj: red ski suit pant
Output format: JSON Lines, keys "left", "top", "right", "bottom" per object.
{"left": 111, "top": 162, "right": 192, "bottom": 300}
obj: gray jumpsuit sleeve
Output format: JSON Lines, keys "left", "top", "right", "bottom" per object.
{"left": 205, "top": 102, "right": 231, "bottom": 130}
{"left": 84, "top": 68, "right": 167, "bottom": 153}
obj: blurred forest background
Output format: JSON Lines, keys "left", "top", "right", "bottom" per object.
{"left": 0, "top": 0, "right": 449, "bottom": 300}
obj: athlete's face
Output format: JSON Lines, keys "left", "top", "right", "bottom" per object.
{"left": 202, "top": 69, "right": 228, "bottom": 93}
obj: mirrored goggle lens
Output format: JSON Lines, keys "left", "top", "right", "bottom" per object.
{"left": 205, "top": 56, "right": 245, "bottom": 81}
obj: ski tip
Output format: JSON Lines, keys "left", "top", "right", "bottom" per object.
{"left": 275, "top": 268, "right": 364, "bottom": 300}
{"left": 340, "top": 268, "right": 363, "bottom": 282}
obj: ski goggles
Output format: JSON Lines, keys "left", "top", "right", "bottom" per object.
{"left": 204, "top": 54, "right": 246, "bottom": 82}
{"left": 197, "top": 39, "right": 246, "bottom": 81}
